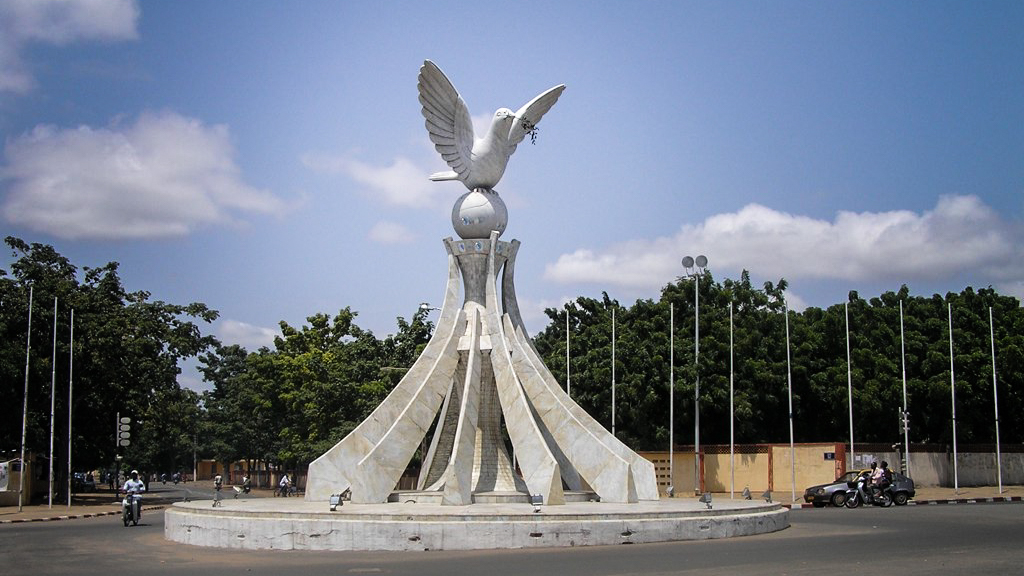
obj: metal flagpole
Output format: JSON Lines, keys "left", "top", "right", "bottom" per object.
{"left": 989, "top": 307, "right": 1002, "bottom": 493}
{"left": 566, "top": 308, "right": 571, "bottom": 398}
{"left": 846, "top": 302, "right": 855, "bottom": 469}
{"left": 611, "top": 305, "right": 616, "bottom": 436}
{"left": 669, "top": 302, "right": 674, "bottom": 496}
{"left": 900, "top": 300, "right": 910, "bottom": 477}
{"left": 729, "top": 301, "right": 735, "bottom": 499}
{"left": 948, "top": 302, "right": 959, "bottom": 494}
{"left": 67, "top": 309, "right": 74, "bottom": 509}
{"left": 785, "top": 299, "right": 795, "bottom": 503}
{"left": 49, "top": 297, "right": 57, "bottom": 509}
{"left": 19, "top": 286, "right": 34, "bottom": 512}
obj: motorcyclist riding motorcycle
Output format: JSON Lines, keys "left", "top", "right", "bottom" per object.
{"left": 846, "top": 468, "right": 893, "bottom": 508}
{"left": 121, "top": 469, "right": 146, "bottom": 526}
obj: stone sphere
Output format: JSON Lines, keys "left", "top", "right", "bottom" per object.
{"left": 451, "top": 189, "right": 507, "bottom": 239}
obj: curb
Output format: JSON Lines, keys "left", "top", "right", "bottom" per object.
{"left": 787, "top": 496, "right": 1023, "bottom": 509}
{"left": 0, "top": 505, "right": 165, "bottom": 524}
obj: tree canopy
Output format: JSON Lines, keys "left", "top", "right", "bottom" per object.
{"left": 532, "top": 272, "right": 1024, "bottom": 451}
{"left": 1, "top": 236, "right": 217, "bottom": 478}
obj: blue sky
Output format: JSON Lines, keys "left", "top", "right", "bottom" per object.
{"left": 1, "top": 1, "right": 1022, "bottom": 390}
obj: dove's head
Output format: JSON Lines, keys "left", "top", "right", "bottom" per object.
{"left": 492, "top": 108, "right": 517, "bottom": 129}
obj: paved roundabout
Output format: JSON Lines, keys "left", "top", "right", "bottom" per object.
{"left": 164, "top": 498, "right": 789, "bottom": 551}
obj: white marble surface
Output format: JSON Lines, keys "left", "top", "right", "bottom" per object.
{"left": 165, "top": 498, "right": 789, "bottom": 551}
{"left": 441, "top": 309, "right": 482, "bottom": 505}
{"left": 418, "top": 60, "right": 565, "bottom": 191}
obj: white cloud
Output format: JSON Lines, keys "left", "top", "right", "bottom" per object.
{"left": 1, "top": 111, "right": 286, "bottom": 239}
{"left": 544, "top": 195, "right": 1024, "bottom": 291}
{"left": 368, "top": 220, "right": 416, "bottom": 244}
{"left": 516, "top": 295, "right": 573, "bottom": 333}
{"left": 302, "top": 153, "right": 449, "bottom": 208}
{"left": 217, "top": 319, "right": 279, "bottom": 351}
{"left": 0, "top": 0, "right": 139, "bottom": 93}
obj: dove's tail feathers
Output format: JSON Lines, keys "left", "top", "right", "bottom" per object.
{"left": 429, "top": 171, "right": 460, "bottom": 182}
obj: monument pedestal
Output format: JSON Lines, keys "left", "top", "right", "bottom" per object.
{"left": 165, "top": 498, "right": 790, "bottom": 551}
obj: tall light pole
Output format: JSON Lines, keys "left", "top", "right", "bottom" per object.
{"left": 845, "top": 301, "right": 855, "bottom": 470}
{"left": 784, "top": 298, "right": 796, "bottom": 503}
{"left": 948, "top": 302, "right": 959, "bottom": 494}
{"left": 669, "top": 302, "right": 674, "bottom": 495}
{"left": 19, "top": 285, "right": 34, "bottom": 512}
{"left": 66, "top": 308, "right": 74, "bottom": 509}
{"left": 611, "top": 305, "right": 616, "bottom": 437}
{"left": 49, "top": 297, "right": 57, "bottom": 509}
{"left": 899, "top": 300, "right": 910, "bottom": 477}
{"left": 729, "top": 301, "right": 735, "bottom": 499}
{"left": 989, "top": 307, "right": 1003, "bottom": 493}
{"left": 566, "top": 305, "right": 571, "bottom": 398}
{"left": 682, "top": 255, "right": 707, "bottom": 495}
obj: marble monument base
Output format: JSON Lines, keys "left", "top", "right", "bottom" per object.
{"left": 164, "top": 498, "right": 789, "bottom": 551}
{"left": 387, "top": 489, "right": 599, "bottom": 504}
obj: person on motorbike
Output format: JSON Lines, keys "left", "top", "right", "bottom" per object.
{"left": 279, "top": 473, "right": 291, "bottom": 497}
{"left": 242, "top": 474, "right": 252, "bottom": 494}
{"left": 121, "top": 470, "right": 146, "bottom": 520}
{"left": 878, "top": 461, "right": 893, "bottom": 491}
{"left": 866, "top": 461, "right": 881, "bottom": 493}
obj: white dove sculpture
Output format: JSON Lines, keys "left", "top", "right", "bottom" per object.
{"left": 418, "top": 60, "right": 565, "bottom": 191}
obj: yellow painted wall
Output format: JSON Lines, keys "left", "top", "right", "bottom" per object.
{"left": 641, "top": 443, "right": 843, "bottom": 498}
{"left": 770, "top": 444, "right": 843, "bottom": 495}
{"left": 704, "top": 452, "right": 770, "bottom": 492}
{"left": 642, "top": 451, "right": 696, "bottom": 495}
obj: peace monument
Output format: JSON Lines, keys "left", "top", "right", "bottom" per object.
{"left": 305, "top": 60, "right": 658, "bottom": 505}
{"left": 164, "top": 62, "right": 788, "bottom": 550}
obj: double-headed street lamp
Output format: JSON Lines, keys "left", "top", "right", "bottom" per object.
{"left": 682, "top": 255, "right": 707, "bottom": 495}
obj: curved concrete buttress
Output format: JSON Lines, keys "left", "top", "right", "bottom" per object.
{"left": 484, "top": 231, "right": 565, "bottom": 505}
{"left": 305, "top": 241, "right": 465, "bottom": 501}
{"left": 440, "top": 308, "right": 483, "bottom": 505}
{"left": 501, "top": 241, "right": 660, "bottom": 501}
{"left": 504, "top": 315, "right": 637, "bottom": 503}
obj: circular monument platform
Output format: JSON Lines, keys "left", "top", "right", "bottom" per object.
{"left": 164, "top": 498, "right": 789, "bottom": 551}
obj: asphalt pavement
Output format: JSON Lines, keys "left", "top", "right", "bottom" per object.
{"left": 1, "top": 497, "right": 1022, "bottom": 575}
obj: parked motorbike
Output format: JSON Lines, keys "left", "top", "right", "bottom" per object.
{"left": 844, "top": 472, "right": 893, "bottom": 508}
{"left": 122, "top": 491, "right": 141, "bottom": 526}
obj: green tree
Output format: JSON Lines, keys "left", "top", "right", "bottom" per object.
{"left": 0, "top": 237, "right": 217, "bottom": 487}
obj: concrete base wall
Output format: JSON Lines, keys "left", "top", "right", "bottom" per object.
{"left": 164, "top": 500, "right": 789, "bottom": 551}
{"left": 905, "top": 452, "right": 1024, "bottom": 487}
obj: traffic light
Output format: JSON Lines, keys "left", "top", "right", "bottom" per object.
{"left": 119, "top": 416, "right": 131, "bottom": 447}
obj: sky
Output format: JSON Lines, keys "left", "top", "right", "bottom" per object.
{"left": 1, "top": 0, "right": 1021, "bottom": 391}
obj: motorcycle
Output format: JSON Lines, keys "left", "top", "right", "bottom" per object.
{"left": 844, "top": 472, "right": 893, "bottom": 508}
{"left": 122, "top": 491, "right": 142, "bottom": 527}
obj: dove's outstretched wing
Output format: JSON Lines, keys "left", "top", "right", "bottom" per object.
{"left": 507, "top": 84, "right": 566, "bottom": 153}
{"left": 418, "top": 60, "right": 474, "bottom": 180}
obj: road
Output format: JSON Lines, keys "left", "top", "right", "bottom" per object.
{"left": 2, "top": 495, "right": 1022, "bottom": 575}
